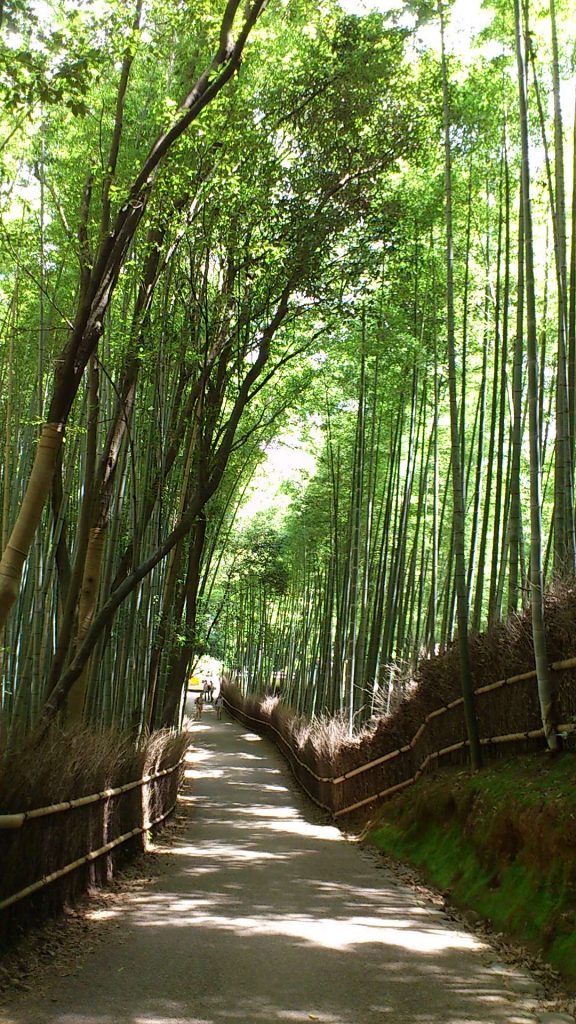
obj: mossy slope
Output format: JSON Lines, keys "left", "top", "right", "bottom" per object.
{"left": 367, "top": 752, "right": 576, "bottom": 985}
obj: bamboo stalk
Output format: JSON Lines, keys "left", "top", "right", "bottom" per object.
{"left": 409, "top": 722, "right": 427, "bottom": 747}
{"left": 551, "top": 655, "right": 576, "bottom": 671}
{"left": 0, "top": 423, "right": 63, "bottom": 626}
{"left": 333, "top": 742, "right": 412, "bottom": 783}
{"left": 475, "top": 669, "right": 537, "bottom": 695}
{"left": 334, "top": 778, "right": 414, "bottom": 817}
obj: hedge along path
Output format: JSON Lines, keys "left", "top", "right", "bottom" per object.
{"left": 0, "top": 757, "right": 184, "bottom": 911}
{"left": 224, "top": 654, "right": 576, "bottom": 818}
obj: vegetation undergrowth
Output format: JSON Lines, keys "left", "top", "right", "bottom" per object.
{"left": 365, "top": 753, "right": 576, "bottom": 987}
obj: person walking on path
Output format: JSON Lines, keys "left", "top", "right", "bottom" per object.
{"left": 214, "top": 693, "right": 224, "bottom": 719}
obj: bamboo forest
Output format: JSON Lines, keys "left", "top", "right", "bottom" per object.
{"left": 5, "top": 1, "right": 576, "bottom": 1016}
{"left": 1, "top": 0, "right": 576, "bottom": 761}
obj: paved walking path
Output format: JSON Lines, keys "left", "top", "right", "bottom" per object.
{"left": 2, "top": 703, "right": 572, "bottom": 1024}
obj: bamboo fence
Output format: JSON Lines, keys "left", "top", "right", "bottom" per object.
{"left": 0, "top": 757, "right": 184, "bottom": 914}
{"left": 223, "top": 655, "right": 576, "bottom": 818}
{"left": 0, "top": 763, "right": 181, "bottom": 831}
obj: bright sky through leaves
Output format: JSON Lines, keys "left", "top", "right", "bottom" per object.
{"left": 339, "top": 0, "right": 494, "bottom": 53}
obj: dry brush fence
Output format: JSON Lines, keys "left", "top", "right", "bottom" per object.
{"left": 223, "top": 644, "right": 576, "bottom": 819}
{"left": 0, "top": 728, "right": 189, "bottom": 944}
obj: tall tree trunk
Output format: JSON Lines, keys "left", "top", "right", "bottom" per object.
{"left": 439, "top": 2, "right": 482, "bottom": 769}
{"left": 488, "top": 150, "right": 508, "bottom": 627}
{"left": 549, "top": 0, "right": 574, "bottom": 572}
{"left": 514, "top": 0, "right": 557, "bottom": 750}
{"left": 568, "top": 92, "right": 576, "bottom": 468}
{"left": 509, "top": 184, "right": 525, "bottom": 614}
{"left": 157, "top": 512, "right": 208, "bottom": 728}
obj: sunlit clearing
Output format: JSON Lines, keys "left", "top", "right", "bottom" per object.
{"left": 237, "top": 428, "right": 318, "bottom": 523}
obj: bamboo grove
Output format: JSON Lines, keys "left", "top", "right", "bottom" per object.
{"left": 0, "top": 0, "right": 575, "bottom": 761}
{"left": 219, "top": 0, "right": 576, "bottom": 752}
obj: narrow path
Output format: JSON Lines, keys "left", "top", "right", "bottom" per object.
{"left": 1, "top": 704, "right": 569, "bottom": 1024}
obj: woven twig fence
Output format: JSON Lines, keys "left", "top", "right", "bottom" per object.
{"left": 0, "top": 755, "right": 185, "bottom": 924}
{"left": 223, "top": 656, "right": 576, "bottom": 818}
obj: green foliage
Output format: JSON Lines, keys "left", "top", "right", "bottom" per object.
{"left": 0, "top": 2, "right": 108, "bottom": 114}
{"left": 230, "top": 521, "right": 290, "bottom": 595}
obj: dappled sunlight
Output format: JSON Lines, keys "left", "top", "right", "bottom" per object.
{"left": 130, "top": 1009, "right": 349, "bottom": 1024}
{"left": 208, "top": 764, "right": 282, "bottom": 776}
{"left": 226, "top": 805, "right": 341, "bottom": 840}
{"left": 231, "top": 779, "right": 290, "bottom": 793}
{"left": 154, "top": 841, "right": 288, "bottom": 863}
{"left": 132, "top": 1019, "right": 213, "bottom": 1024}
{"left": 175, "top": 790, "right": 340, "bottom": 844}
{"left": 186, "top": 768, "right": 226, "bottom": 780}
{"left": 131, "top": 895, "right": 482, "bottom": 954}
{"left": 230, "top": 804, "right": 300, "bottom": 818}
{"left": 186, "top": 748, "right": 213, "bottom": 763}
{"left": 234, "top": 816, "right": 342, "bottom": 841}
{"left": 187, "top": 722, "right": 212, "bottom": 735}
{"left": 84, "top": 908, "right": 119, "bottom": 922}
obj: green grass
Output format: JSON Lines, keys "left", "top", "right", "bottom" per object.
{"left": 367, "top": 752, "right": 576, "bottom": 986}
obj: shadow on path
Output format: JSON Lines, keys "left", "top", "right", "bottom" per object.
{"left": 0, "top": 704, "right": 548, "bottom": 1024}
